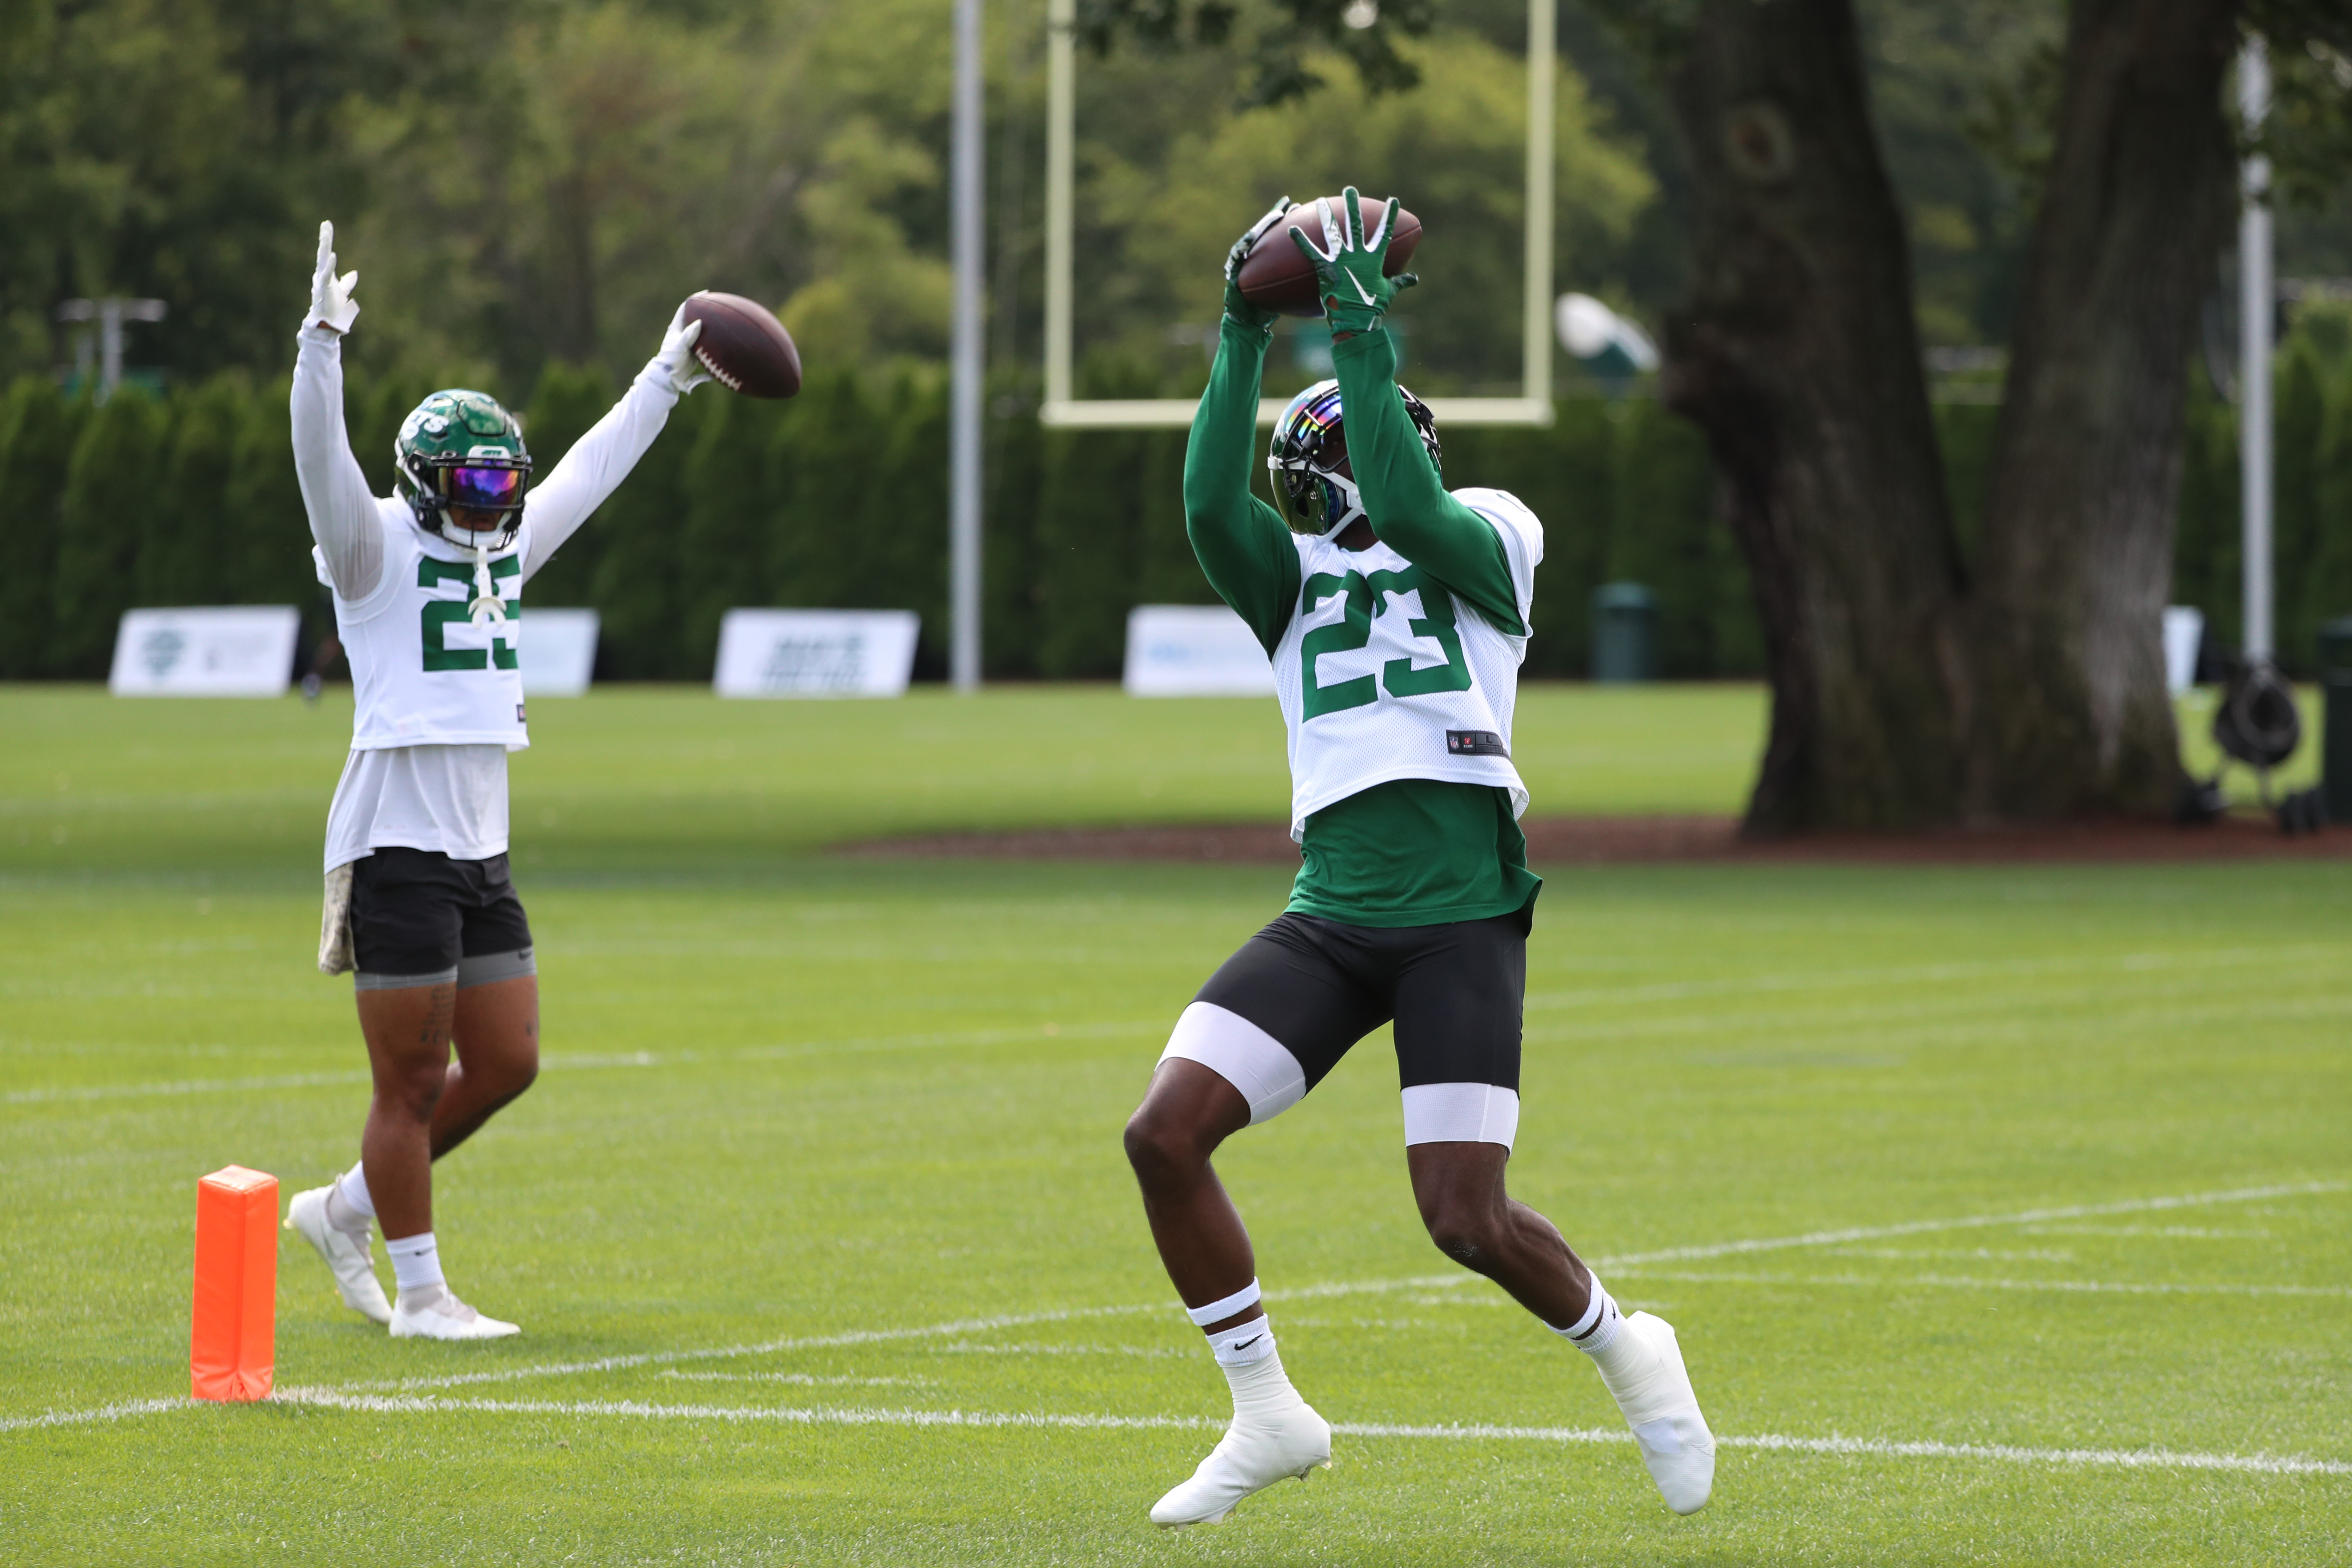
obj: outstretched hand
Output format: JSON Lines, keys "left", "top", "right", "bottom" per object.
{"left": 309, "top": 221, "right": 360, "bottom": 335}
{"left": 1287, "top": 187, "right": 1415, "bottom": 340}
{"left": 652, "top": 300, "right": 713, "bottom": 395}
{"left": 1222, "top": 196, "right": 1293, "bottom": 334}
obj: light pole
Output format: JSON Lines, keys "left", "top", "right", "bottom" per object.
{"left": 2239, "top": 38, "right": 2273, "bottom": 663}
{"left": 56, "top": 297, "right": 168, "bottom": 403}
{"left": 949, "top": 0, "right": 985, "bottom": 692}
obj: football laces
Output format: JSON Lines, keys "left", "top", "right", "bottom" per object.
{"left": 694, "top": 343, "right": 742, "bottom": 392}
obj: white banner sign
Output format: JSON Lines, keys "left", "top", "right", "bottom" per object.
{"left": 521, "top": 608, "right": 600, "bottom": 697}
{"left": 109, "top": 606, "right": 299, "bottom": 697}
{"left": 2162, "top": 605, "right": 2205, "bottom": 695}
{"left": 713, "top": 609, "right": 920, "bottom": 698}
{"left": 1123, "top": 604, "right": 1274, "bottom": 697}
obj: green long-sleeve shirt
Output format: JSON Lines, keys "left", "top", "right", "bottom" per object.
{"left": 1183, "top": 316, "right": 1540, "bottom": 928}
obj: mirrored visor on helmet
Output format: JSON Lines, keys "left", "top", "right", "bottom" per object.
{"left": 445, "top": 466, "right": 525, "bottom": 510}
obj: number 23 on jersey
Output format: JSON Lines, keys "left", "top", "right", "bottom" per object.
{"left": 1299, "top": 564, "right": 1473, "bottom": 720}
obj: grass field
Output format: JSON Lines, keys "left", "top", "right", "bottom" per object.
{"left": 3, "top": 685, "right": 2347, "bottom": 1565}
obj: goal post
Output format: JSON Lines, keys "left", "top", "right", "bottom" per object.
{"left": 1040, "top": 0, "right": 1556, "bottom": 430}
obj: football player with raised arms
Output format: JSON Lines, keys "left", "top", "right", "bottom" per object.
{"left": 1123, "top": 191, "right": 1716, "bottom": 1524}
{"left": 281, "top": 222, "right": 714, "bottom": 1339}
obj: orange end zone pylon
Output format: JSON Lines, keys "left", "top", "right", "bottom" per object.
{"left": 191, "top": 1165, "right": 278, "bottom": 1401}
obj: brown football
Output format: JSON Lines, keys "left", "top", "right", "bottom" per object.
{"left": 1235, "top": 196, "right": 1423, "bottom": 318}
{"left": 680, "top": 291, "right": 802, "bottom": 398}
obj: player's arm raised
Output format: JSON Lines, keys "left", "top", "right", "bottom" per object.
{"left": 519, "top": 305, "right": 710, "bottom": 583}
{"left": 1295, "top": 190, "right": 1522, "bottom": 634}
{"left": 1184, "top": 199, "right": 1304, "bottom": 653}
{"left": 289, "top": 221, "right": 385, "bottom": 600}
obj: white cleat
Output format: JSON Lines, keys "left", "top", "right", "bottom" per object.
{"left": 1149, "top": 1403, "right": 1332, "bottom": 1528}
{"left": 388, "top": 1285, "right": 520, "bottom": 1341}
{"left": 1593, "top": 1311, "right": 1716, "bottom": 1514}
{"left": 283, "top": 1185, "right": 392, "bottom": 1325}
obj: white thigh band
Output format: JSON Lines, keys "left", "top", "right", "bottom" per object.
{"left": 1159, "top": 1002, "right": 1307, "bottom": 1124}
{"left": 1401, "top": 1082, "right": 1521, "bottom": 1148}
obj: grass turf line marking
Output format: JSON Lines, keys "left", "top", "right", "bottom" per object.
{"left": 17, "top": 1393, "right": 2349, "bottom": 1479}
{"left": 257, "top": 1390, "right": 2352, "bottom": 1477}
{"left": 1594, "top": 1180, "right": 2347, "bottom": 1268}
{"left": 1614, "top": 1270, "right": 2352, "bottom": 1300}
{"left": 332, "top": 1179, "right": 2349, "bottom": 1395}
{"left": 0, "top": 1399, "right": 183, "bottom": 1435}
{"left": 0, "top": 1050, "right": 666, "bottom": 1107}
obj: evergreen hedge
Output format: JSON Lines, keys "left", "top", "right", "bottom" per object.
{"left": 5, "top": 353, "right": 2348, "bottom": 683}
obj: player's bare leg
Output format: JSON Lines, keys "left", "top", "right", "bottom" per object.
{"left": 1125, "top": 1060, "right": 1331, "bottom": 1526}
{"left": 312, "top": 978, "right": 522, "bottom": 1338}
{"left": 433, "top": 974, "right": 539, "bottom": 1157}
{"left": 1409, "top": 1142, "right": 1714, "bottom": 1513}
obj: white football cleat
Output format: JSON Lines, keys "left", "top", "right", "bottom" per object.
{"left": 283, "top": 1185, "right": 392, "bottom": 1325}
{"left": 388, "top": 1286, "right": 520, "bottom": 1341}
{"left": 1149, "top": 1402, "right": 1332, "bottom": 1527}
{"left": 1593, "top": 1311, "right": 1715, "bottom": 1514}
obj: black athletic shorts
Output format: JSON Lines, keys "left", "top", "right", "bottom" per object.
{"left": 349, "top": 846, "right": 534, "bottom": 984}
{"left": 1162, "top": 906, "right": 1530, "bottom": 1145}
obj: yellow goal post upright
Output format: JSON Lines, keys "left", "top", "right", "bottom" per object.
{"left": 1039, "top": 0, "right": 1557, "bottom": 431}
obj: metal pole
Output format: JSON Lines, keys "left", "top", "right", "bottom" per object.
{"left": 1043, "top": 0, "right": 1075, "bottom": 413}
{"left": 1522, "top": 0, "right": 1554, "bottom": 409}
{"left": 2239, "top": 38, "right": 2273, "bottom": 662}
{"left": 950, "top": 0, "right": 986, "bottom": 692}
{"left": 100, "top": 298, "right": 124, "bottom": 404}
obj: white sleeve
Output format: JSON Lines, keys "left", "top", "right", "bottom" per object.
{"left": 1453, "top": 486, "right": 1545, "bottom": 628}
{"left": 519, "top": 362, "right": 683, "bottom": 584}
{"left": 290, "top": 327, "right": 386, "bottom": 601}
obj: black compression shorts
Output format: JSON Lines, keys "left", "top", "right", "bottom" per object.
{"left": 1164, "top": 906, "right": 1529, "bottom": 1144}
{"left": 349, "top": 846, "right": 534, "bottom": 982}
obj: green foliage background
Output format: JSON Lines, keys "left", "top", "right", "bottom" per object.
{"left": 8, "top": 307, "right": 2352, "bottom": 686}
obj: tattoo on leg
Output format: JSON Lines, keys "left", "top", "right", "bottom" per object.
{"left": 419, "top": 983, "right": 456, "bottom": 1047}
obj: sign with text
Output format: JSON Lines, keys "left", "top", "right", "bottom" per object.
{"left": 109, "top": 607, "right": 299, "bottom": 697}
{"left": 713, "top": 609, "right": 920, "bottom": 698}
{"left": 1123, "top": 604, "right": 1275, "bottom": 697}
{"left": 521, "top": 608, "right": 600, "bottom": 697}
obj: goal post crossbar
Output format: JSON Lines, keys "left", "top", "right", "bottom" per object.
{"left": 1039, "top": 0, "right": 1556, "bottom": 430}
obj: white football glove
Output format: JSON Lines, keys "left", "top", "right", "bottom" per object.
{"left": 308, "top": 221, "right": 359, "bottom": 334}
{"left": 652, "top": 301, "right": 713, "bottom": 395}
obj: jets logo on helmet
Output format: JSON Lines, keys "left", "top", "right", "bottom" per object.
{"left": 394, "top": 390, "right": 533, "bottom": 552}
{"left": 1267, "top": 379, "right": 1442, "bottom": 539}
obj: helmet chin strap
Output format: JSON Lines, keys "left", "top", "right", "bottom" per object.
{"left": 467, "top": 538, "right": 506, "bottom": 625}
{"left": 1313, "top": 469, "right": 1367, "bottom": 539}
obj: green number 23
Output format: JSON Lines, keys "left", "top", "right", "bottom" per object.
{"left": 1299, "top": 565, "right": 1471, "bottom": 720}
{"left": 418, "top": 556, "right": 521, "bottom": 671}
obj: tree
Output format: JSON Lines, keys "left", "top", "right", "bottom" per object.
{"left": 56, "top": 389, "right": 169, "bottom": 676}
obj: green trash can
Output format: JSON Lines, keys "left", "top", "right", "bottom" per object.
{"left": 1591, "top": 582, "right": 1658, "bottom": 683}
{"left": 2321, "top": 618, "right": 2352, "bottom": 822}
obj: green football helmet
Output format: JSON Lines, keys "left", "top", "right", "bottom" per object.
{"left": 393, "top": 389, "right": 533, "bottom": 551}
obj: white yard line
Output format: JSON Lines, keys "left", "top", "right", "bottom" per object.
{"left": 15, "top": 1390, "right": 2348, "bottom": 1479}
{"left": 2, "top": 1051, "right": 665, "bottom": 1107}
{"left": 329, "top": 1178, "right": 2349, "bottom": 1395}
{"left": 0, "top": 1398, "right": 184, "bottom": 1434}
{"left": 1614, "top": 1270, "right": 2352, "bottom": 1299}
{"left": 258, "top": 1390, "right": 2352, "bottom": 1478}
{"left": 1592, "top": 1181, "right": 2346, "bottom": 1268}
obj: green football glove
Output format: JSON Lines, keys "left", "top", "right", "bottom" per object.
{"left": 1222, "top": 196, "right": 1293, "bottom": 336}
{"left": 1287, "top": 187, "right": 1416, "bottom": 339}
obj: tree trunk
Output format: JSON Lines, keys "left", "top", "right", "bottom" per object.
{"left": 1967, "top": 0, "right": 2239, "bottom": 817}
{"left": 1657, "top": 0, "right": 1970, "bottom": 834}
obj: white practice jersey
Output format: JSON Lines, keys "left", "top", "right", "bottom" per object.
{"left": 1272, "top": 487, "right": 1543, "bottom": 841}
{"left": 291, "top": 325, "right": 680, "bottom": 870}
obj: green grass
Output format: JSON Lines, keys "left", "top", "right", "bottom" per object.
{"left": 3, "top": 685, "right": 2347, "bottom": 1565}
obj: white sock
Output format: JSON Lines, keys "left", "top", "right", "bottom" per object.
{"left": 385, "top": 1231, "right": 445, "bottom": 1298}
{"left": 1553, "top": 1274, "right": 1626, "bottom": 1358}
{"left": 1206, "top": 1317, "right": 1302, "bottom": 1423}
{"left": 326, "top": 1162, "right": 374, "bottom": 1233}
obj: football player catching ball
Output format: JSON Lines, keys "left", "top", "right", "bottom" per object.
{"left": 1123, "top": 191, "right": 1716, "bottom": 1524}
{"left": 281, "top": 222, "right": 713, "bottom": 1340}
